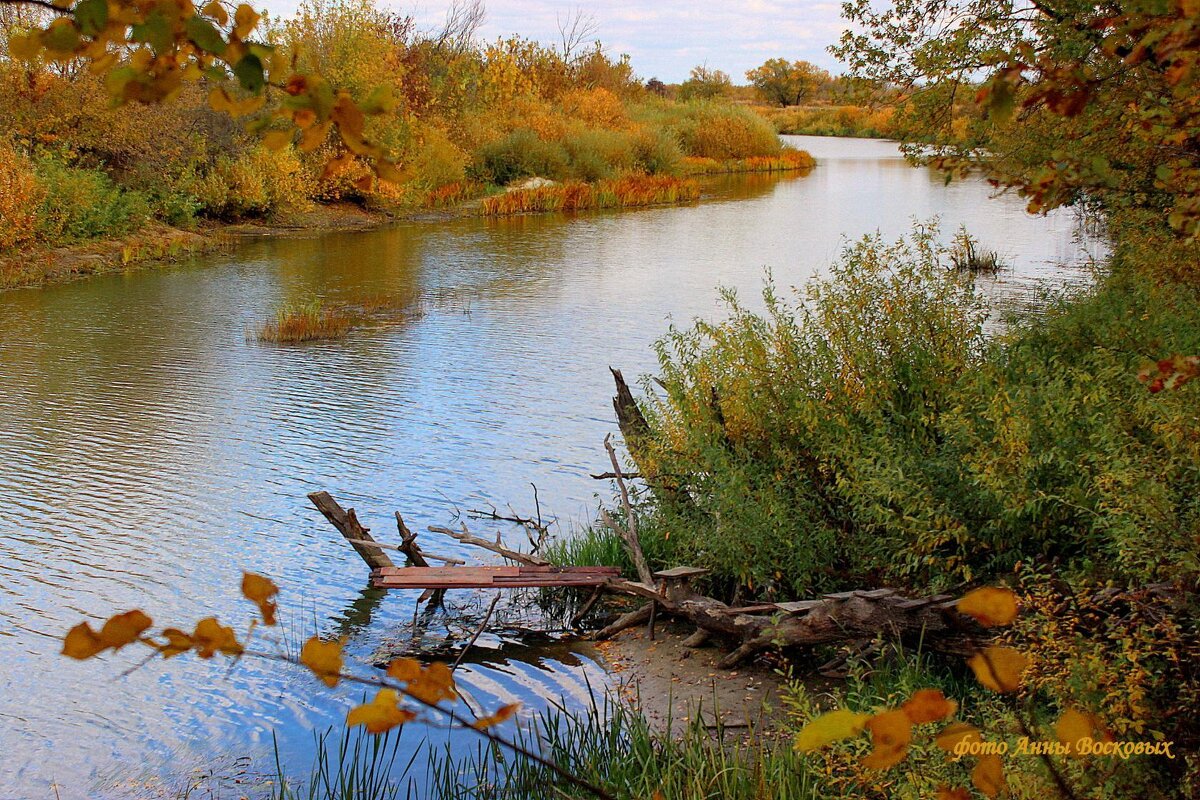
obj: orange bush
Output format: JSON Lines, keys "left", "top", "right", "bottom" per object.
{"left": 560, "top": 87, "right": 628, "bottom": 129}
{"left": 0, "top": 139, "right": 43, "bottom": 250}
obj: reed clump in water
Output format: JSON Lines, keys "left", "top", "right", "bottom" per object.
{"left": 681, "top": 148, "right": 816, "bottom": 175}
{"left": 480, "top": 174, "right": 700, "bottom": 216}
{"left": 257, "top": 300, "right": 354, "bottom": 343}
{"left": 948, "top": 227, "right": 1005, "bottom": 274}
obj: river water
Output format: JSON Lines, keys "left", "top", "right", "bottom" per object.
{"left": 0, "top": 136, "right": 1101, "bottom": 798}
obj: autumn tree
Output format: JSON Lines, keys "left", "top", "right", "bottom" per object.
{"left": 745, "top": 57, "right": 829, "bottom": 106}
{"left": 678, "top": 64, "right": 731, "bottom": 100}
{"left": 835, "top": 0, "right": 1200, "bottom": 240}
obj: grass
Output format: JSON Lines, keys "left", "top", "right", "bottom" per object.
{"left": 257, "top": 300, "right": 355, "bottom": 343}
{"left": 480, "top": 174, "right": 700, "bottom": 216}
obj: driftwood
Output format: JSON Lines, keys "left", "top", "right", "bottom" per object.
{"left": 427, "top": 524, "right": 552, "bottom": 567}
{"left": 309, "top": 491, "right": 395, "bottom": 570}
{"left": 595, "top": 583, "right": 987, "bottom": 668}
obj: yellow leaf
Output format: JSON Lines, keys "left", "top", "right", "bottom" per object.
{"left": 386, "top": 657, "right": 422, "bottom": 683}
{"left": 300, "top": 636, "right": 344, "bottom": 687}
{"left": 972, "top": 754, "right": 1006, "bottom": 797}
{"left": 957, "top": 587, "right": 1019, "bottom": 627}
{"left": 8, "top": 32, "right": 42, "bottom": 62}
{"left": 937, "top": 787, "right": 971, "bottom": 800}
{"left": 1055, "top": 708, "right": 1096, "bottom": 755}
{"left": 98, "top": 610, "right": 153, "bottom": 650}
{"left": 241, "top": 572, "right": 279, "bottom": 625}
{"left": 472, "top": 702, "right": 520, "bottom": 729}
{"left": 793, "top": 709, "right": 870, "bottom": 752}
{"left": 353, "top": 174, "right": 374, "bottom": 193}
{"left": 158, "top": 628, "right": 193, "bottom": 658}
{"left": 935, "top": 722, "right": 982, "bottom": 753}
{"left": 346, "top": 689, "right": 416, "bottom": 734}
{"left": 63, "top": 622, "right": 106, "bottom": 660}
{"left": 901, "top": 689, "right": 957, "bottom": 724}
{"left": 261, "top": 130, "right": 292, "bottom": 151}
{"left": 192, "top": 617, "right": 242, "bottom": 658}
{"left": 233, "top": 4, "right": 260, "bottom": 40}
{"left": 968, "top": 647, "right": 1028, "bottom": 693}
{"left": 861, "top": 709, "right": 912, "bottom": 770}
{"left": 203, "top": 0, "right": 229, "bottom": 27}
{"left": 406, "top": 662, "right": 456, "bottom": 704}
{"left": 299, "top": 120, "right": 331, "bottom": 152}
{"left": 209, "top": 86, "right": 235, "bottom": 114}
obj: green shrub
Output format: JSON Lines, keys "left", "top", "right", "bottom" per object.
{"left": 407, "top": 125, "right": 467, "bottom": 189}
{"left": 34, "top": 158, "right": 150, "bottom": 242}
{"left": 470, "top": 129, "right": 569, "bottom": 185}
{"left": 561, "top": 128, "right": 637, "bottom": 181}
{"left": 631, "top": 128, "right": 683, "bottom": 175}
{"left": 622, "top": 224, "right": 1200, "bottom": 598}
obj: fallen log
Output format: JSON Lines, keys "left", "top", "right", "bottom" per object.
{"left": 595, "top": 581, "right": 989, "bottom": 668}
{"left": 428, "top": 524, "right": 552, "bottom": 567}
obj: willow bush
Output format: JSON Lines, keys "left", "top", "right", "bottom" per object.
{"left": 629, "top": 224, "right": 1200, "bottom": 598}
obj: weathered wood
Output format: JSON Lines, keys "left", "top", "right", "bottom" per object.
{"left": 601, "top": 433, "right": 656, "bottom": 587}
{"left": 427, "top": 524, "right": 552, "bottom": 567}
{"left": 338, "top": 537, "right": 466, "bottom": 565}
{"left": 371, "top": 564, "right": 618, "bottom": 590}
{"left": 309, "top": 491, "right": 395, "bottom": 570}
{"left": 594, "top": 603, "right": 653, "bottom": 640}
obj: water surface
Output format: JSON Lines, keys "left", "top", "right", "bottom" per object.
{"left": 0, "top": 136, "right": 1101, "bottom": 798}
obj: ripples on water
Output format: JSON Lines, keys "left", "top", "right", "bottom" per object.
{"left": 0, "top": 136, "right": 1103, "bottom": 798}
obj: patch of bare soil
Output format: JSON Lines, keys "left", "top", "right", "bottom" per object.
{"left": 584, "top": 619, "right": 791, "bottom": 738}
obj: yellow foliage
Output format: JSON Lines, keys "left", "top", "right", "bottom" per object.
{"left": 861, "top": 709, "right": 912, "bottom": 770}
{"left": 0, "top": 139, "right": 43, "bottom": 251}
{"left": 192, "top": 617, "right": 243, "bottom": 658}
{"left": 970, "top": 753, "right": 1006, "bottom": 797}
{"left": 62, "top": 610, "right": 153, "bottom": 659}
{"left": 934, "top": 722, "right": 982, "bottom": 753}
{"left": 560, "top": 88, "right": 627, "bottom": 128}
{"left": 471, "top": 702, "right": 520, "bottom": 730}
{"left": 900, "top": 689, "right": 957, "bottom": 724}
{"left": 300, "top": 636, "right": 344, "bottom": 687}
{"left": 793, "top": 709, "right": 870, "bottom": 751}
{"left": 968, "top": 647, "right": 1028, "bottom": 693}
{"left": 346, "top": 688, "right": 417, "bottom": 733}
{"left": 957, "top": 587, "right": 1019, "bottom": 628}
{"left": 240, "top": 572, "right": 278, "bottom": 626}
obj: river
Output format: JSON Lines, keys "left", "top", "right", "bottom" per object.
{"left": 0, "top": 136, "right": 1101, "bottom": 798}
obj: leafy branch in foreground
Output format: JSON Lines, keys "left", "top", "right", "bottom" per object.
{"left": 793, "top": 586, "right": 1118, "bottom": 800}
{"left": 61, "top": 571, "right": 613, "bottom": 800}
{"left": 1, "top": 0, "right": 403, "bottom": 186}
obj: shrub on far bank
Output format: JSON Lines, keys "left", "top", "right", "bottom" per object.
{"left": 0, "top": 139, "right": 43, "bottom": 250}
{"left": 192, "top": 147, "right": 314, "bottom": 220}
{"left": 35, "top": 158, "right": 150, "bottom": 243}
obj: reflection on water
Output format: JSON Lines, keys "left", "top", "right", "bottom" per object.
{"left": 0, "top": 136, "right": 1102, "bottom": 797}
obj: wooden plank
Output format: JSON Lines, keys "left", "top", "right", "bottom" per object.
{"left": 775, "top": 600, "right": 824, "bottom": 614}
{"left": 372, "top": 576, "right": 609, "bottom": 589}
{"left": 654, "top": 566, "right": 711, "bottom": 579}
{"left": 374, "top": 566, "right": 521, "bottom": 578}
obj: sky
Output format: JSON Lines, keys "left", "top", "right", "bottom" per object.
{"left": 258, "top": 0, "right": 852, "bottom": 84}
